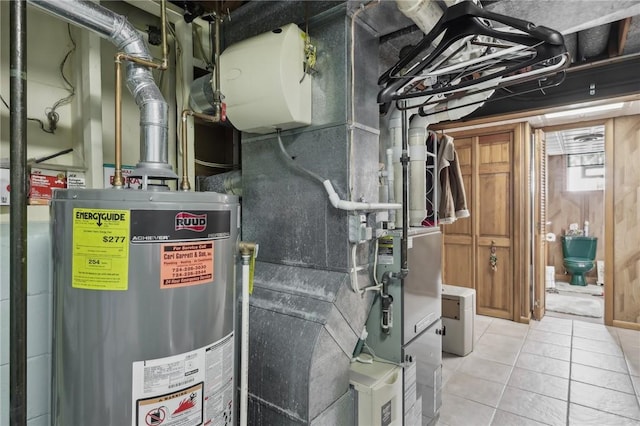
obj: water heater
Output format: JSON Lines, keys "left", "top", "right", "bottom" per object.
{"left": 50, "top": 189, "right": 239, "bottom": 426}
{"left": 220, "top": 23, "right": 312, "bottom": 134}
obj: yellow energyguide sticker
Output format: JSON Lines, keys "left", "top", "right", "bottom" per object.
{"left": 72, "top": 208, "right": 130, "bottom": 290}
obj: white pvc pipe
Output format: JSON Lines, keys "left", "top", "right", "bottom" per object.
{"left": 409, "top": 115, "right": 429, "bottom": 226}
{"left": 386, "top": 148, "right": 396, "bottom": 228}
{"left": 389, "top": 109, "right": 404, "bottom": 226}
{"left": 323, "top": 180, "right": 402, "bottom": 211}
{"left": 240, "top": 255, "right": 250, "bottom": 426}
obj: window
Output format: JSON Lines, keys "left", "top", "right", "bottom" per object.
{"left": 567, "top": 152, "right": 604, "bottom": 191}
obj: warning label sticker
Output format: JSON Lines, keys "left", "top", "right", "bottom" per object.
{"left": 160, "top": 242, "right": 214, "bottom": 288}
{"left": 132, "top": 333, "right": 234, "bottom": 426}
{"left": 137, "top": 383, "right": 204, "bottom": 426}
{"left": 72, "top": 208, "right": 130, "bottom": 290}
{"left": 377, "top": 236, "right": 394, "bottom": 265}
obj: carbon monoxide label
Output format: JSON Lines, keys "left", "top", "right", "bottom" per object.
{"left": 72, "top": 208, "right": 130, "bottom": 290}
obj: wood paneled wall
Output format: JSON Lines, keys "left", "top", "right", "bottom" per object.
{"left": 612, "top": 115, "right": 640, "bottom": 325}
{"left": 547, "top": 155, "right": 605, "bottom": 283}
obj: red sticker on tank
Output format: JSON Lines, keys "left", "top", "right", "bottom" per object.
{"left": 160, "top": 242, "right": 214, "bottom": 288}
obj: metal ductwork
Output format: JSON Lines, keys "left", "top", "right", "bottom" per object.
{"left": 28, "top": 0, "right": 176, "bottom": 180}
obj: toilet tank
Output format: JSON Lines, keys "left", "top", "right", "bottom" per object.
{"left": 561, "top": 236, "right": 597, "bottom": 259}
{"left": 220, "top": 23, "right": 312, "bottom": 134}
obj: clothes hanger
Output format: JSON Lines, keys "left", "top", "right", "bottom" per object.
{"left": 413, "top": 70, "right": 566, "bottom": 118}
{"left": 378, "top": 0, "right": 570, "bottom": 111}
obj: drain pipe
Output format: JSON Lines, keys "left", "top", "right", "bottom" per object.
{"left": 239, "top": 242, "right": 258, "bottom": 426}
{"left": 9, "top": 1, "right": 28, "bottom": 425}
{"left": 28, "top": 0, "right": 177, "bottom": 185}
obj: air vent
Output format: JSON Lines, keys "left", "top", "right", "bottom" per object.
{"left": 573, "top": 133, "right": 603, "bottom": 142}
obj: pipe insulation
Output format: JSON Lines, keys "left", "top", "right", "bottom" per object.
{"left": 28, "top": 0, "right": 175, "bottom": 178}
{"left": 9, "top": 1, "right": 28, "bottom": 424}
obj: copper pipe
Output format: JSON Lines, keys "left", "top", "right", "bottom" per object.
{"left": 180, "top": 110, "right": 191, "bottom": 191}
{"left": 117, "top": 53, "right": 164, "bottom": 70}
{"left": 111, "top": 0, "right": 170, "bottom": 189}
{"left": 213, "top": 13, "right": 221, "bottom": 105}
{"left": 113, "top": 54, "right": 124, "bottom": 188}
{"left": 180, "top": 109, "right": 221, "bottom": 191}
{"left": 113, "top": 51, "right": 160, "bottom": 188}
{"left": 161, "top": 0, "right": 168, "bottom": 69}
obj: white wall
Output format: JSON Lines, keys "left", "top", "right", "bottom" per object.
{"left": 0, "top": 3, "right": 79, "bottom": 168}
{"left": 0, "top": 222, "right": 52, "bottom": 426}
{"left": 0, "top": 2, "right": 180, "bottom": 424}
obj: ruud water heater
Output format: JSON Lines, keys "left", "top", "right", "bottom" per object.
{"left": 50, "top": 190, "right": 239, "bottom": 425}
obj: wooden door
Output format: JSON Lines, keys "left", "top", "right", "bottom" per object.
{"left": 533, "top": 129, "right": 547, "bottom": 320}
{"left": 476, "top": 132, "right": 513, "bottom": 319}
{"left": 442, "top": 137, "right": 474, "bottom": 288}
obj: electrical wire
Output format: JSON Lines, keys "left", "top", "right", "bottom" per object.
{"left": 45, "top": 24, "right": 76, "bottom": 133}
{"left": 194, "top": 158, "right": 239, "bottom": 169}
{"left": 1, "top": 24, "right": 76, "bottom": 135}
{"left": 0, "top": 93, "right": 54, "bottom": 134}
{"left": 193, "top": 26, "right": 214, "bottom": 71}
{"left": 369, "top": 238, "right": 383, "bottom": 292}
{"left": 362, "top": 341, "right": 403, "bottom": 367}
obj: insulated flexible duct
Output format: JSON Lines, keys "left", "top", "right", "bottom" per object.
{"left": 28, "top": 0, "right": 175, "bottom": 179}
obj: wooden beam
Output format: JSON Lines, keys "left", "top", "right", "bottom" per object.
{"left": 618, "top": 17, "right": 632, "bottom": 56}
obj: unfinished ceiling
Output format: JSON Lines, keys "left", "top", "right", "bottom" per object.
{"left": 168, "top": 0, "right": 640, "bottom": 154}
{"left": 169, "top": 1, "right": 640, "bottom": 87}
{"left": 371, "top": 1, "right": 640, "bottom": 69}
{"left": 546, "top": 125, "right": 605, "bottom": 156}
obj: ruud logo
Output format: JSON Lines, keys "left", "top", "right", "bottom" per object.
{"left": 175, "top": 212, "right": 207, "bottom": 232}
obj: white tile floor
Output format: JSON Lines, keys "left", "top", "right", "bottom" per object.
{"left": 438, "top": 315, "right": 640, "bottom": 426}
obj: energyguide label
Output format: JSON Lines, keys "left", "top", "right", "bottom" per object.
{"left": 72, "top": 208, "right": 130, "bottom": 290}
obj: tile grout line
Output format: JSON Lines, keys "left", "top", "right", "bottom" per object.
{"left": 567, "top": 320, "right": 640, "bottom": 423}
{"left": 618, "top": 328, "right": 640, "bottom": 414}
{"left": 566, "top": 320, "right": 574, "bottom": 426}
{"left": 488, "top": 322, "right": 532, "bottom": 426}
